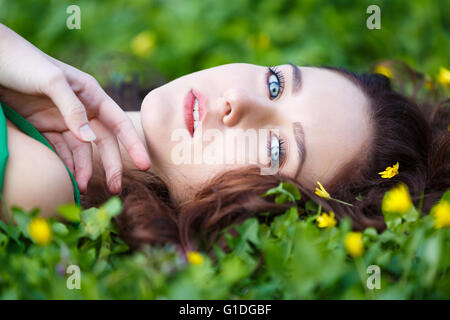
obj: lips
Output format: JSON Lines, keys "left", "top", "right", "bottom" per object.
{"left": 183, "top": 88, "right": 206, "bottom": 137}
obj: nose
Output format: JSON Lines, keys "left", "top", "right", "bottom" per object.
{"left": 217, "top": 88, "right": 274, "bottom": 127}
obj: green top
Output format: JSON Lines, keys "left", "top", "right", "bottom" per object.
{"left": 0, "top": 101, "right": 81, "bottom": 206}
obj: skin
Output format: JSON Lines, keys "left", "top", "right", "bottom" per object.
{"left": 140, "top": 63, "right": 373, "bottom": 204}
{"left": 0, "top": 24, "right": 151, "bottom": 195}
{"left": 0, "top": 24, "right": 150, "bottom": 220}
{"left": 1, "top": 63, "right": 372, "bottom": 219}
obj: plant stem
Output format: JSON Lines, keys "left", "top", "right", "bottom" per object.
{"left": 331, "top": 197, "right": 354, "bottom": 207}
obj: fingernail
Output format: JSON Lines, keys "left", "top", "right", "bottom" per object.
{"left": 79, "top": 124, "right": 96, "bottom": 142}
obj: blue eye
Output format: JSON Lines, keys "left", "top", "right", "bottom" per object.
{"left": 269, "top": 74, "right": 280, "bottom": 98}
{"left": 267, "top": 66, "right": 285, "bottom": 100}
{"left": 270, "top": 134, "right": 280, "bottom": 162}
{"left": 267, "top": 131, "right": 286, "bottom": 168}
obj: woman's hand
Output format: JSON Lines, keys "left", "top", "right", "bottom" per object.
{"left": 0, "top": 24, "right": 151, "bottom": 194}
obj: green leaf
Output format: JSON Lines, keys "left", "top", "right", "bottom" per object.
{"left": 271, "top": 207, "right": 299, "bottom": 240}
{"left": 219, "top": 256, "right": 252, "bottom": 285}
{"left": 441, "top": 188, "right": 450, "bottom": 203}
{"left": 79, "top": 197, "right": 123, "bottom": 241}
{"left": 0, "top": 231, "right": 8, "bottom": 248}
{"left": 80, "top": 208, "right": 109, "bottom": 240}
{"left": 363, "top": 227, "right": 379, "bottom": 241}
{"left": 11, "top": 206, "right": 32, "bottom": 239}
{"left": 100, "top": 196, "right": 123, "bottom": 218}
{"left": 305, "top": 200, "right": 318, "bottom": 213}
{"left": 232, "top": 218, "right": 260, "bottom": 258}
{"left": 0, "top": 220, "right": 21, "bottom": 244}
{"left": 280, "top": 182, "right": 301, "bottom": 201}
{"left": 423, "top": 233, "right": 441, "bottom": 287}
{"left": 57, "top": 204, "right": 81, "bottom": 223}
{"left": 404, "top": 207, "right": 419, "bottom": 223}
{"left": 52, "top": 222, "right": 69, "bottom": 236}
{"left": 262, "top": 182, "right": 301, "bottom": 204}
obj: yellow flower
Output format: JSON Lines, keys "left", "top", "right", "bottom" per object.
{"left": 437, "top": 67, "right": 450, "bottom": 87}
{"left": 432, "top": 200, "right": 450, "bottom": 229}
{"left": 28, "top": 218, "right": 52, "bottom": 246}
{"left": 374, "top": 65, "right": 392, "bottom": 79}
{"left": 315, "top": 181, "right": 331, "bottom": 200}
{"left": 187, "top": 251, "right": 203, "bottom": 265}
{"left": 382, "top": 183, "right": 413, "bottom": 215}
{"left": 316, "top": 211, "right": 337, "bottom": 228}
{"left": 131, "top": 30, "right": 155, "bottom": 57}
{"left": 345, "top": 232, "right": 363, "bottom": 257}
{"left": 378, "top": 162, "right": 399, "bottom": 178}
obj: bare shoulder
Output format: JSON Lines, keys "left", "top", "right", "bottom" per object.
{"left": 1, "top": 119, "right": 74, "bottom": 221}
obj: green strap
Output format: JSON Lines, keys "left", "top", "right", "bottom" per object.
{"left": 0, "top": 104, "right": 8, "bottom": 195}
{"left": 0, "top": 102, "right": 80, "bottom": 206}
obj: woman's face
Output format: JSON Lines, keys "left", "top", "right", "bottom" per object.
{"left": 141, "top": 63, "right": 372, "bottom": 203}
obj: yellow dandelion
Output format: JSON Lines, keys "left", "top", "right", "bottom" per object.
{"left": 378, "top": 162, "right": 399, "bottom": 179}
{"left": 28, "top": 217, "right": 52, "bottom": 246}
{"left": 432, "top": 200, "right": 450, "bottom": 229}
{"left": 131, "top": 30, "right": 156, "bottom": 57}
{"left": 315, "top": 181, "right": 331, "bottom": 200}
{"left": 382, "top": 183, "right": 413, "bottom": 215}
{"left": 345, "top": 232, "right": 364, "bottom": 257}
{"left": 374, "top": 65, "right": 392, "bottom": 79}
{"left": 437, "top": 67, "right": 450, "bottom": 87}
{"left": 316, "top": 211, "right": 337, "bottom": 228}
{"left": 186, "top": 251, "right": 203, "bottom": 265}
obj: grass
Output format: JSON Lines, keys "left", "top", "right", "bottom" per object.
{"left": 0, "top": 183, "right": 449, "bottom": 299}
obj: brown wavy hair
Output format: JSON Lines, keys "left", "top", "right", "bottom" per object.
{"left": 82, "top": 61, "right": 450, "bottom": 255}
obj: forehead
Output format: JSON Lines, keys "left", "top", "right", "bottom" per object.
{"left": 295, "top": 66, "right": 369, "bottom": 120}
{"left": 282, "top": 66, "right": 372, "bottom": 187}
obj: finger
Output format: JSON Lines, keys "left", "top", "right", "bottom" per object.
{"left": 89, "top": 119, "right": 123, "bottom": 194}
{"left": 77, "top": 84, "right": 151, "bottom": 171}
{"left": 62, "top": 131, "right": 93, "bottom": 193}
{"left": 42, "top": 131, "right": 75, "bottom": 175}
{"left": 44, "top": 74, "right": 97, "bottom": 143}
{"left": 98, "top": 97, "right": 151, "bottom": 171}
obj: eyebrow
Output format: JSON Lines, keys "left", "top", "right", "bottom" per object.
{"left": 285, "top": 62, "right": 306, "bottom": 177}
{"left": 287, "top": 62, "right": 302, "bottom": 95}
{"left": 292, "top": 121, "right": 306, "bottom": 178}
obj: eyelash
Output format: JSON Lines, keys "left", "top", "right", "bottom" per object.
{"left": 265, "top": 66, "right": 287, "bottom": 168}
{"left": 266, "top": 66, "right": 285, "bottom": 100}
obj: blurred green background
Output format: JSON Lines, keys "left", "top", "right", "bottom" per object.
{"left": 0, "top": 0, "right": 448, "bottom": 90}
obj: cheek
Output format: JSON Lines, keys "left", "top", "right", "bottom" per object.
{"left": 142, "top": 91, "right": 163, "bottom": 141}
{"left": 141, "top": 89, "right": 178, "bottom": 165}
{"left": 202, "top": 130, "right": 267, "bottom": 167}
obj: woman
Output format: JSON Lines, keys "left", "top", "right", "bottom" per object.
{"left": 1, "top": 25, "right": 448, "bottom": 253}
{"left": 84, "top": 62, "right": 449, "bottom": 253}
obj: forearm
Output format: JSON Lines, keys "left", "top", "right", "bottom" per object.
{"left": 0, "top": 23, "right": 57, "bottom": 94}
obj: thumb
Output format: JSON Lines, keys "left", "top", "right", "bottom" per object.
{"left": 46, "top": 78, "right": 96, "bottom": 142}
